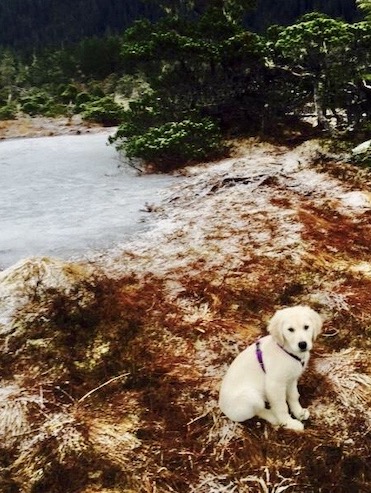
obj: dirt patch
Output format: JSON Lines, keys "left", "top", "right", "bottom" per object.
{"left": 0, "top": 115, "right": 108, "bottom": 139}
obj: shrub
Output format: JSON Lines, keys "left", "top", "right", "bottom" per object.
{"left": 87, "top": 83, "right": 105, "bottom": 98}
{"left": 20, "top": 90, "right": 68, "bottom": 116}
{"left": 58, "top": 83, "right": 79, "bottom": 104}
{"left": 0, "top": 102, "right": 17, "bottom": 120}
{"left": 43, "top": 102, "right": 69, "bottom": 117}
{"left": 20, "top": 91, "right": 48, "bottom": 116}
{"left": 113, "top": 117, "right": 226, "bottom": 170}
{"left": 74, "top": 91, "right": 93, "bottom": 112}
{"left": 81, "top": 96, "right": 124, "bottom": 125}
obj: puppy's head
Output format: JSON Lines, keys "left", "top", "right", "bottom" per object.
{"left": 268, "top": 305, "right": 323, "bottom": 354}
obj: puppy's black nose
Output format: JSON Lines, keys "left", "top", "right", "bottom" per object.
{"left": 298, "top": 341, "right": 307, "bottom": 351}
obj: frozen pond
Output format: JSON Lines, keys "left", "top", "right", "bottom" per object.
{"left": 0, "top": 132, "right": 177, "bottom": 269}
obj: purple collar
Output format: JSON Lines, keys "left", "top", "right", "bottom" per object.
{"left": 255, "top": 340, "right": 305, "bottom": 373}
{"left": 277, "top": 344, "right": 305, "bottom": 367}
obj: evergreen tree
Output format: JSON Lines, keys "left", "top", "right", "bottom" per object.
{"left": 111, "top": 1, "right": 266, "bottom": 167}
{"left": 268, "top": 12, "right": 371, "bottom": 129}
{"left": 357, "top": 0, "right": 371, "bottom": 19}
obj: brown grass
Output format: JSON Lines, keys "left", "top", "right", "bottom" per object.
{"left": 0, "top": 141, "right": 371, "bottom": 492}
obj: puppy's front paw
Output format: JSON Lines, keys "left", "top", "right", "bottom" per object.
{"left": 284, "top": 418, "right": 304, "bottom": 431}
{"left": 292, "top": 407, "right": 310, "bottom": 421}
{"left": 299, "top": 408, "right": 310, "bottom": 421}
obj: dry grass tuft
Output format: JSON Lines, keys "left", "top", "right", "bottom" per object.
{"left": 11, "top": 412, "right": 90, "bottom": 492}
{"left": 190, "top": 467, "right": 299, "bottom": 493}
{"left": 0, "top": 385, "right": 42, "bottom": 448}
{"left": 315, "top": 349, "right": 371, "bottom": 418}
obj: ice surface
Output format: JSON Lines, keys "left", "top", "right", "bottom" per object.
{"left": 0, "top": 132, "right": 177, "bottom": 269}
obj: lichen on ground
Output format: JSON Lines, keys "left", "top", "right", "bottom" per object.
{"left": 0, "top": 139, "right": 370, "bottom": 493}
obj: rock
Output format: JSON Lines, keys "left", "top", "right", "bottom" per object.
{"left": 352, "top": 139, "right": 371, "bottom": 155}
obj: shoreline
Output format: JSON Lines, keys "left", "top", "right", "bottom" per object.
{"left": 0, "top": 114, "right": 108, "bottom": 140}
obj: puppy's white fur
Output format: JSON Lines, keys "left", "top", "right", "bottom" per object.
{"left": 219, "top": 306, "right": 322, "bottom": 431}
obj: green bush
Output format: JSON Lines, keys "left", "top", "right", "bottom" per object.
{"left": 74, "top": 91, "right": 93, "bottom": 112}
{"left": 0, "top": 102, "right": 17, "bottom": 120}
{"left": 81, "top": 96, "right": 124, "bottom": 125}
{"left": 113, "top": 117, "right": 226, "bottom": 170}
{"left": 20, "top": 91, "right": 55, "bottom": 116}
{"left": 43, "top": 102, "right": 69, "bottom": 117}
{"left": 58, "top": 83, "right": 79, "bottom": 104}
{"left": 21, "top": 100, "right": 45, "bottom": 116}
{"left": 88, "top": 84, "right": 105, "bottom": 98}
{"left": 20, "top": 89, "right": 70, "bottom": 117}
{"left": 20, "top": 91, "right": 47, "bottom": 115}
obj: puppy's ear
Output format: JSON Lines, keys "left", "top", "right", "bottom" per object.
{"left": 307, "top": 307, "right": 323, "bottom": 340}
{"left": 268, "top": 309, "right": 285, "bottom": 345}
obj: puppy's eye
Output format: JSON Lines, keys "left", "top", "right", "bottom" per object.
{"left": 304, "top": 325, "right": 309, "bottom": 330}
{"left": 288, "top": 327, "right": 295, "bottom": 332}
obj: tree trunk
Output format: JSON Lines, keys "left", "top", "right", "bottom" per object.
{"left": 313, "top": 78, "right": 328, "bottom": 129}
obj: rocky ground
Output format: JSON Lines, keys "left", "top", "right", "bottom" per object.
{"left": 0, "top": 126, "right": 370, "bottom": 492}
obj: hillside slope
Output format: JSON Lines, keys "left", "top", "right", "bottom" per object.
{"left": 0, "top": 140, "right": 370, "bottom": 492}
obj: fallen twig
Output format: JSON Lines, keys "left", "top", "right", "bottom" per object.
{"left": 78, "top": 372, "right": 129, "bottom": 404}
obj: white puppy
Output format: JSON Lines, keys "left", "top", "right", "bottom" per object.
{"left": 219, "top": 306, "right": 322, "bottom": 431}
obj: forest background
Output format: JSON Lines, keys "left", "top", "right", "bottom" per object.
{"left": 0, "top": 0, "right": 370, "bottom": 168}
